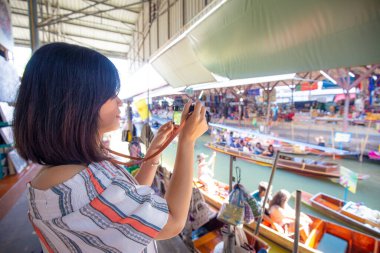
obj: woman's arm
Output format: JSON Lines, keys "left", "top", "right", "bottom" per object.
{"left": 156, "top": 102, "right": 208, "bottom": 239}
{"left": 134, "top": 121, "right": 174, "bottom": 185}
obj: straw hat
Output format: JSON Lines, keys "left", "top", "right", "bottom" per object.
{"left": 259, "top": 181, "right": 273, "bottom": 193}
{"left": 197, "top": 153, "right": 209, "bottom": 160}
{"left": 259, "top": 181, "right": 269, "bottom": 190}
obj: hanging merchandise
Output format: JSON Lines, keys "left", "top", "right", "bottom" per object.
{"left": 188, "top": 185, "right": 214, "bottom": 230}
{"left": 238, "top": 183, "right": 261, "bottom": 223}
{"left": 217, "top": 167, "right": 262, "bottom": 226}
{"left": 217, "top": 184, "right": 245, "bottom": 226}
{"left": 217, "top": 167, "right": 245, "bottom": 226}
{"left": 243, "top": 191, "right": 262, "bottom": 219}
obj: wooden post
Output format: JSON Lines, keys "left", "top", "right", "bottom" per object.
{"left": 360, "top": 120, "right": 372, "bottom": 162}
{"left": 291, "top": 121, "right": 294, "bottom": 141}
{"left": 331, "top": 128, "right": 336, "bottom": 160}
{"left": 343, "top": 90, "right": 350, "bottom": 132}
{"left": 265, "top": 89, "right": 271, "bottom": 133}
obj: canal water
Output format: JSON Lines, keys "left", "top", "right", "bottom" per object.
{"left": 159, "top": 133, "right": 380, "bottom": 252}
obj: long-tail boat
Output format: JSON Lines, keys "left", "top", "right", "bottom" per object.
{"left": 206, "top": 142, "right": 341, "bottom": 179}
{"left": 297, "top": 191, "right": 380, "bottom": 238}
{"left": 195, "top": 180, "right": 379, "bottom": 253}
{"left": 210, "top": 123, "right": 359, "bottom": 158}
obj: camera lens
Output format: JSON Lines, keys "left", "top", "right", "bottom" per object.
{"left": 188, "top": 104, "right": 210, "bottom": 124}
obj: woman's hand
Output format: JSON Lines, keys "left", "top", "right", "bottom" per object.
{"left": 135, "top": 121, "right": 174, "bottom": 186}
{"left": 146, "top": 121, "right": 174, "bottom": 155}
{"left": 178, "top": 101, "right": 208, "bottom": 143}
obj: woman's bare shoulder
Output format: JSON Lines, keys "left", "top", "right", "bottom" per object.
{"left": 31, "top": 164, "right": 86, "bottom": 190}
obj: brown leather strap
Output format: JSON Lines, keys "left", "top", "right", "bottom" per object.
{"left": 108, "top": 121, "right": 185, "bottom": 167}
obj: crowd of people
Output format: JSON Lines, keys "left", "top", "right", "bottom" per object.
{"left": 213, "top": 130, "right": 275, "bottom": 157}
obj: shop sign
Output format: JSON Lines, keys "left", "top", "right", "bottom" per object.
{"left": 334, "top": 132, "right": 351, "bottom": 143}
{"left": 296, "top": 82, "right": 318, "bottom": 91}
{"left": 247, "top": 88, "right": 260, "bottom": 96}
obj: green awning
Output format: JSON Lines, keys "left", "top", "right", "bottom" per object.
{"left": 152, "top": 0, "right": 380, "bottom": 87}
{"left": 189, "top": 0, "right": 380, "bottom": 80}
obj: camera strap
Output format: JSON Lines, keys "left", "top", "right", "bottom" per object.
{"left": 107, "top": 121, "right": 185, "bottom": 167}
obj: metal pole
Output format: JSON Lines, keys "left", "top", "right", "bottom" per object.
{"left": 28, "top": 0, "right": 39, "bottom": 52}
{"left": 293, "top": 190, "right": 302, "bottom": 253}
{"left": 224, "top": 155, "right": 236, "bottom": 253}
{"left": 147, "top": 88, "right": 150, "bottom": 124}
{"left": 228, "top": 155, "right": 235, "bottom": 192}
{"left": 255, "top": 151, "right": 280, "bottom": 235}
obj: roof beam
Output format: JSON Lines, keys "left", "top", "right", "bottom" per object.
{"left": 14, "top": 37, "right": 127, "bottom": 59}
{"left": 39, "top": 0, "right": 145, "bottom": 27}
{"left": 38, "top": 0, "right": 109, "bottom": 27}
{"left": 85, "top": 0, "right": 143, "bottom": 14}
{"left": 12, "top": 10, "right": 133, "bottom": 36}
{"left": 13, "top": 24, "right": 129, "bottom": 45}
{"left": 9, "top": 1, "right": 137, "bottom": 26}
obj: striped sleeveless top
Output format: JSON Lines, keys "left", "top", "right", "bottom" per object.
{"left": 27, "top": 160, "right": 169, "bottom": 253}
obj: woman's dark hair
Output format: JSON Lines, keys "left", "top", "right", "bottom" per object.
{"left": 269, "top": 190, "right": 290, "bottom": 209}
{"left": 13, "top": 42, "right": 120, "bottom": 165}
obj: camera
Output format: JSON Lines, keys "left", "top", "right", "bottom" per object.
{"left": 173, "top": 104, "right": 210, "bottom": 124}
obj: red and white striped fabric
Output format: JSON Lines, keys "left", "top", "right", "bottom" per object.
{"left": 27, "top": 160, "right": 169, "bottom": 253}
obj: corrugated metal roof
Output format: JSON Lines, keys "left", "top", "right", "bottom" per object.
{"left": 10, "top": 0, "right": 145, "bottom": 58}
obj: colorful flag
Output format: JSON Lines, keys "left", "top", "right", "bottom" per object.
{"left": 134, "top": 99, "right": 150, "bottom": 121}
{"left": 339, "top": 166, "right": 358, "bottom": 193}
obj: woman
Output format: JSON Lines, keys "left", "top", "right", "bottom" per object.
{"left": 262, "top": 144, "right": 275, "bottom": 157}
{"left": 13, "top": 43, "right": 208, "bottom": 253}
{"left": 254, "top": 142, "right": 264, "bottom": 155}
{"left": 197, "top": 152, "right": 216, "bottom": 183}
{"left": 269, "top": 190, "right": 312, "bottom": 235}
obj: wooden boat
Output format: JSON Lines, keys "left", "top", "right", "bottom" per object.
{"left": 280, "top": 143, "right": 311, "bottom": 155}
{"left": 192, "top": 221, "right": 270, "bottom": 253}
{"left": 210, "top": 123, "right": 359, "bottom": 158}
{"left": 206, "top": 142, "right": 341, "bottom": 179}
{"left": 196, "top": 180, "right": 380, "bottom": 253}
{"left": 368, "top": 151, "right": 380, "bottom": 161}
{"left": 298, "top": 191, "right": 380, "bottom": 238}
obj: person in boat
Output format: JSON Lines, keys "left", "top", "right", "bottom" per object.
{"left": 231, "top": 138, "right": 242, "bottom": 149}
{"left": 254, "top": 142, "right": 265, "bottom": 155}
{"left": 226, "top": 131, "right": 234, "bottom": 147}
{"left": 269, "top": 190, "right": 312, "bottom": 236}
{"left": 316, "top": 136, "right": 326, "bottom": 147}
{"left": 197, "top": 152, "right": 217, "bottom": 184}
{"left": 262, "top": 144, "right": 275, "bottom": 157}
{"left": 243, "top": 141, "right": 252, "bottom": 153}
{"left": 251, "top": 181, "right": 272, "bottom": 208}
{"left": 13, "top": 42, "right": 209, "bottom": 253}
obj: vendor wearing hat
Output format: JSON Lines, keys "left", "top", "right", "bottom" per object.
{"left": 197, "top": 151, "right": 216, "bottom": 183}
{"left": 251, "top": 181, "right": 272, "bottom": 208}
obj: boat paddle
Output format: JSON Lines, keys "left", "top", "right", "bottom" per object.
{"left": 255, "top": 151, "right": 280, "bottom": 235}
